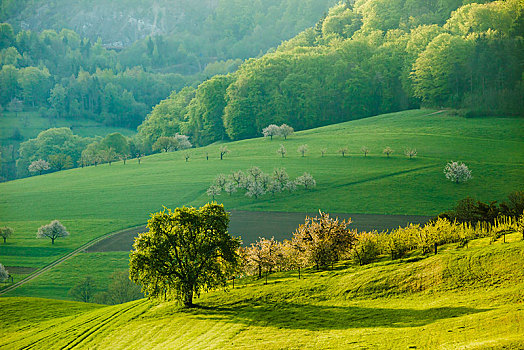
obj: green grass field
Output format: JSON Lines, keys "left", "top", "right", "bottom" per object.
{"left": 0, "top": 109, "right": 523, "bottom": 292}
{"left": 1, "top": 236, "right": 523, "bottom": 349}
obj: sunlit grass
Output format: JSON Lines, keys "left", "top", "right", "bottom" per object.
{"left": 1, "top": 238, "right": 523, "bottom": 349}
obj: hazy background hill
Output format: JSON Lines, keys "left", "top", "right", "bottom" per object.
{"left": 1, "top": 0, "right": 337, "bottom": 73}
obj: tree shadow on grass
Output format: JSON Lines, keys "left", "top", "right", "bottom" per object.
{"left": 186, "top": 302, "right": 490, "bottom": 331}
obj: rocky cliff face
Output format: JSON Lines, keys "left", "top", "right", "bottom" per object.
{"left": 11, "top": 0, "right": 219, "bottom": 46}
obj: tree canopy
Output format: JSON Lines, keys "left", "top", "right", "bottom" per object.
{"left": 129, "top": 203, "right": 241, "bottom": 307}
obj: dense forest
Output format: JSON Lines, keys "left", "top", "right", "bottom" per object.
{"left": 139, "top": 0, "right": 523, "bottom": 147}
{"left": 0, "top": 0, "right": 336, "bottom": 180}
{"left": 1, "top": 0, "right": 337, "bottom": 74}
{"left": 1, "top": 0, "right": 523, "bottom": 181}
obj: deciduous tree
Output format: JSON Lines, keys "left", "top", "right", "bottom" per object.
{"left": 404, "top": 148, "right": 417, "bottom": 159}
{"left": 28, "top": 159, "right": 50, "bottom": 175}
{"left": 37, "top": 220, "right": 69, "bottom": 244}
{"left": 296, "top": 172, "right": 316, "bottom": 190}
{"left": 279, "top": 124, "right": 294, "bottom": 140}
{"left": 129, "top": 204, "right": 241, "bottom": 307}
{"left": 297, "top": 144, "right": 308, "bottom": 157}
{"left": 0, "top": 264, "right": 9, "bottom": 281}
{"left": 69, "top": 276, "right": 96, "bottom": 303}
{"left": 444, "top": 161, "right": 472, "bottom": 183}
{"left": 277, "top": 144, "right": 286, "bottom": 158}
{"left": 219, "top": 145, "right": 230, "bottom": 160}
{"left": 292, "top": 211, "right": 356, "bottom": 270}
{"left": 0, "top": 226, "right": 13, "bottom": 243}
{"left": 383, "top": 147, "right": 394, "bottom": 157}
{"left": 262, "top": 124, "right": 280, "bottom": 140}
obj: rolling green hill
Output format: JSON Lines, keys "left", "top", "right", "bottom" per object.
{"left": 1, "top": 236, "right": 523, "bottom": 349}
{"left": 0, "top": 109, "right": 523, "bottom": 297}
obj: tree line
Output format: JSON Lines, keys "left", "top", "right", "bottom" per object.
{"left": 138, "top": 0, "right": 523, "bottom": 148}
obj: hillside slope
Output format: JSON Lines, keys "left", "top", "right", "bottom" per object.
{"left": 1, "top": 238, "right": 523, "bottom": 349}
{"left": 1, "top": 109, "right": 522, "bottom": 296}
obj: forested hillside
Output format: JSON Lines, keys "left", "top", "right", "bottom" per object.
{"left": 0, "top": 0, "right": 336, "bottom": 181}
{"left": 139, "top": 0, "right": 524, "bottom": 149}
{"left": 1, "top": 0, "right": 337, "bottom": 73}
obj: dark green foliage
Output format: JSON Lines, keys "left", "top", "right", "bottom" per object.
{"left": 93, "top": 270, "right": 142, "bottom": 305}
{"left": 68, "top": 276, "right": 96, "bottom": 303}
{"left": 440, "top": 191, "right": 524, "bottom": 224}
{"left": 129, "top": 203, "right": 241, "bottom": 307}
{"left": 185, "top": 75, "right": 233, "bottom": 145}
{"left": 500, "top": 191, "right": 524, "bottom": 218}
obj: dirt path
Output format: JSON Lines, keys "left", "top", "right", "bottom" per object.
{"left": 0, "top": 225, "right": 145, "bottom": 296}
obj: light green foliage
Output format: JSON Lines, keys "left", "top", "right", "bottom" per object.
{"left": 48, "top": 153, "right": 73, "bottom": 171}
{"left": 351, "top": 231, "right": 381, "bottom": 265}
{"left": 16, "top": 127, "right": 91, "bottom": 177}
{"left": 129, "top": 204, "right": 241, "bottom": 307}
{"left": 411, "top": 33, "right": 473, "bottom": 105}
{"left": 185, "top": 75, "right": 232, "bottom": 145}
{"left": 137, "top": 87, "right": 195, "bottom": 150}
{"left": 292, "top": 211, "right": 355, "bottom": 270}
{"left": 17, "top": 66, "right": 51, "bottom": 107}
{"left": 144, "top": 0, "right": 523, "bottom": 145}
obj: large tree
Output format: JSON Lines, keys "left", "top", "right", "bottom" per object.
{"left": 129, "top": 203, "right": 241, "bottom": 307}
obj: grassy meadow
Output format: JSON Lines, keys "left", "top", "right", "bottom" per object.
{"left": 0, "top": 109, "right": 523, "bottom": 294}
{"left": 1, "top": 235, "right": 523, "bottom": 349}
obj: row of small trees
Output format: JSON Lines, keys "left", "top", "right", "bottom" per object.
{"left": 240, "top": 211, "right": 524, "bottom": 281}
{"left": 241, "top": 212, "right": 355, "bottom": 282}
{"left": 274, "top": 143, "right": 418, "bottom": 159}
{"left": 207, "top": 167, "right": 316, "bottom": 200}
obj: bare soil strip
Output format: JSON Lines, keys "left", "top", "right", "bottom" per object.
{"left": 86, "top": 211, "right": 432, "bottom": 252}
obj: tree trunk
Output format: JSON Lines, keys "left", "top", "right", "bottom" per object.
{"left": 51, "top": 237, "right": 55, "bottom": 244}
{"left": 3, "top": 237, "right": 5, "bottom": 243}
{"left": 183, "top": 291, "right": 193, "bottom": 308}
